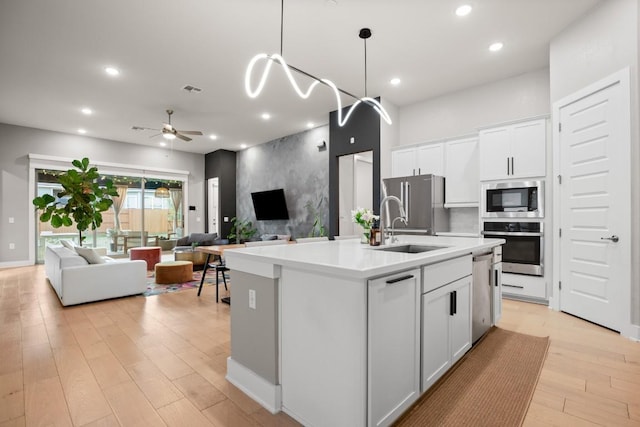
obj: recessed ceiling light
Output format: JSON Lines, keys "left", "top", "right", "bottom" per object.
{"left": 240, "top": 143, "right": 247, "bottom": 149}
{"left": 307, "top": 122, "right": 314, "bottom": 129}
{"left": 489, "top": 42, "right": 504, "bottom": 52}
{"left": 159, "top": 141, "right": 167, "bottom": 147}
{"left": 261, "top": 113, "right": 271, "bottom": 120}
{"left": 209, "top": 134, "right": 218, "bottom": 140}
{"left": 105, "top": 67, "right": 120, "bottom": 76}
{"left": 77, "top": 129, "right": 87, "bottom": 134}
{"left": 390, "top": 77, "right": 401, "bottom": 86}
{"left": 81, "top": 107, "right": 92, "bottom": 115}
{"left": 455, "top": 5, "right": 472, "bottom": 17}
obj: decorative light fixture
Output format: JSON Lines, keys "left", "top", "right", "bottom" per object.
{"left": 244, "top": 1, "right": 391, "bottom": 126}
{"left": 155, "top": 186, "right": 170, "bottom": 198}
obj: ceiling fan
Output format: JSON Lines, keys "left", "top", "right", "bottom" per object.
{"left": 132, "top": 109, "right": 203, "bottom": 142}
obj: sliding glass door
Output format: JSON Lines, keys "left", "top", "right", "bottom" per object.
{"left": 35, "top": 169, "right": 184, "bottom": 263}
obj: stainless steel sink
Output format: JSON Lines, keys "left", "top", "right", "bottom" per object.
{"left": 376, "top": 244, "right": 449, "bottom": 254}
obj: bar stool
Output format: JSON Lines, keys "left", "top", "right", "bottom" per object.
{"left": 197, "top": 239, "right": 230, "bottom": 303}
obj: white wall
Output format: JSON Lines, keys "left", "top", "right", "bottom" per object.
{"left": 397, "top": 68, "right": 550, "bottom": 147}
{"left": 549, "top": 0, "right": 640, "bottom": 327}
{"left": 0, "top": 123, "right": 205, "bottom": 266}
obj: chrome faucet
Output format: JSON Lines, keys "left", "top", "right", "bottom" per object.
{"left": 379, "top": 195, "right": 408, "bottom": 245}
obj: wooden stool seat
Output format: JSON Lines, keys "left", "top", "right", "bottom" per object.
{"left": 129, "top": 246, "right": 162, "bottom": 270}
{"left": 155, "top": 261, "right": 193, "bottom": 284}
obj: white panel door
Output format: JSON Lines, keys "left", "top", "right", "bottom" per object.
{"left": 479, "top": 126, "right": 510, "bottom": 181}
{"left": 445, "top": 137, "right": 478, "bottom": 205}
{"left": 391, "top": 148, "right": 417, "bottom": 177}
{"left": 511, "top": 119, "right": 546, "bottom": 179}
{"left": 368, "top": 270, "right": 420, "bottom": 427}
{"left": 558, "top": 80, "right": 629, "bottom": 332}
{"left": 416, "top": 143, "right": 444, "bottom": 176}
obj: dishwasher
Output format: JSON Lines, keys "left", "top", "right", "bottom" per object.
{"left": 472, "top": 253, "right": 493, "bottom": 343}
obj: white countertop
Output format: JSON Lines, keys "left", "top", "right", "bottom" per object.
{"left": 225, "top": 235, "right": 504, "bottom": 280}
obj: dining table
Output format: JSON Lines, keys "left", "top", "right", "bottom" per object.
{"left": 195, "top": 244, "right": 245, "bottom": 303}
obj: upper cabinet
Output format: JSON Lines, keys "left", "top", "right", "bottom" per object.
{"left": 444, "top": 137, "right": 478, "bottom": 207}
{"left": 478, "top": 118, "right": 546, "bottom": 181}
{"left": 391, "top": 143, "right": 444, "bottom": 178}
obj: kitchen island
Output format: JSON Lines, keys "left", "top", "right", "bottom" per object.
{"left": 223, "top": 235, "right": 503, "bottom": 427}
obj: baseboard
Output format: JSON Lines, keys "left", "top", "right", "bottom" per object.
{"left": 621, "top": 323, "right": 640, "bottom": 341}
{"left": 0, "top": 260, "right": 32, "bottom": 269}
{"left": 226, "top": 357, "right": 282, "bottom": 414}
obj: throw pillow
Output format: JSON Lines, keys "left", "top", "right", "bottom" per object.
{"left": 75, "top": 246, "right": 105, "bottom": 264}
{"left": 60, "top": 239, "right": 77, "bottom": 250}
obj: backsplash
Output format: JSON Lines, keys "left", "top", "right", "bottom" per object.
{"left": 449, "top": 207, "right": 479, "bottom": 234}
{"left": 236, "top": 126, "right": 330, "bottom": 239}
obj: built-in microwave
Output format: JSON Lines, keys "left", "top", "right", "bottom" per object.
{"left": 481, "top": 181, "right": 544, "bottom": 218}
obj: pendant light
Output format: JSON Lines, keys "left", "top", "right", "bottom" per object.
{"left": 155, "top": 186, "right": 170, "bottom": 198}
{"left": 244, "top": 1, "right": 391, "bottom": 126}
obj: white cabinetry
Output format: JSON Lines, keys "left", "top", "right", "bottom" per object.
{"left": 368, "top": 269, "right": 421, "bottom": 427}
{"left": 479, "top": 118, "right": 546, "bottom": 181}
{"left": 421, "top": 256, "right": 472, "bottom": 392}
{"left": 391, "top": 143, "right": 444, "bottom": 177}
{"left": 444, "top": 137, "right": 478, "bottom": 206}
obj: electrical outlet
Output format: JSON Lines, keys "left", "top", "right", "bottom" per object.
{"left": 249, "top": 289, "right": 256, "bottom": 309}
{"left": 9, "top": 243, "right": 15, "bottom": 250}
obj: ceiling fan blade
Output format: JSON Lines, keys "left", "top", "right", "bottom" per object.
{"left": 132, "top": 126, "right": 160, "bottom": 131}
{"left": 176, "top": 133, "right": 192, "bottom": 142}
{"left": 176, "top": 130, "right": 203, "bottom": 135}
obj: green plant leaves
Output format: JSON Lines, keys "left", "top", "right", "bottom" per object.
{"left": 32, "top": 158, "right": 117, "bottom": 244}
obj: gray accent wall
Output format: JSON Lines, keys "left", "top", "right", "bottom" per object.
{"left": 236, "top": 126, "right": 329, "bottom": 239}
{"left": 0, "top": 123, "right": 205, "bottom": 265}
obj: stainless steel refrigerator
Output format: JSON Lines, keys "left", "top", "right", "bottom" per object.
{"left": 381, "top": 174, "right": 449, "bottom": 235}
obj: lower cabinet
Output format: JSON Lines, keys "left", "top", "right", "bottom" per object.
{"left": 421, "top": 276, "right": 472, "bottom": 392}
{"left": 368, "top": 269, "right": 421, "bottom": 427}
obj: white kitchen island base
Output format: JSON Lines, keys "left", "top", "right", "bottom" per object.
{"left": 224, "top": 236, "right": 503, "bottom": 427}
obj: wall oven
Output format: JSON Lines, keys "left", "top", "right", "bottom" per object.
{"left": 481, "top": 221, "right": 543, "bottom": 276}
{"left": 481, "top": 181, "right": 544, "bottom": 218}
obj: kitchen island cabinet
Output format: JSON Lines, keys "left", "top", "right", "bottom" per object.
{"left": 224, "top": 236, "right": 503, "bottom": 427}
{"left": 421, "top": 269, "right": 472, "bottom": 391}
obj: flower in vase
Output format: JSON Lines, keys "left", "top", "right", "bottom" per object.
{"left": 351, "top": 207, "right": 379, "bottom": 231}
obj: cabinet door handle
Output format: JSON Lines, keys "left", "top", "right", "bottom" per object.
{"left": 507, "top": 157, "right": 510, "bottom": 175}
{"left": 418, "top": 168, "right": 421, "bottom": 175}
{"left": 503, "top": 284, "right": 524, "bottom": 289}
{"left": 453, "top": 290, "right": 457, "bottom": 315}
{"left": 385, "top": 274, "right": 414, "bottom": 284}
{"left": 511, "top": 157, "right": 514, "bottom": 175}
{"left": 449, "top": 292, "right": 455, "bottom": 316}
{"left": 495, "top": 269, "right": 499, "bottom": 287}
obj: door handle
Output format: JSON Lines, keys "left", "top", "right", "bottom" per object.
{"left": 507, "top": 158, "right": 510, "bottom": 175}
{"left": 601, "top": 235, "right": 619, "bottom": 243}
{"left": 449, "top": 292, "right": 455, "bottom": 316}
{"left": 511, "top": 157, "right": 514, "bottom": 175}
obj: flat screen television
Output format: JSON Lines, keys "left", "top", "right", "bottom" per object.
{"left": 251, "top": 189, "right": 290, "bottom": 220}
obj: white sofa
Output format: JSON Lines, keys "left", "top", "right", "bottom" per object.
{"left": 44, "top": 245, "right": 147, "bottom": 306}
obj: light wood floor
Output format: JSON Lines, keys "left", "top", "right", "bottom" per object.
{"left": 1, "top": 266, "right": 639, "bottom": 426}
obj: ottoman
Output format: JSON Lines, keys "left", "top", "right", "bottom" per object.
{"left": 155, "top": 261, "right": 193, "bottom": 284}
{"left": 129, "top": 246, "right": 162, "bottom": 270}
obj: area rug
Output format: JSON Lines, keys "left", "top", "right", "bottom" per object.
{"left": 394, "top": 327, "right": 549, "bottom": 427}
{"left": 142, "top": 270, "right": 229, "bottom": 297}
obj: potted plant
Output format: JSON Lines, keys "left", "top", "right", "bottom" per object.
{"left": 228, "top": 217, "right": 258, "bottom": 244}
{"left": 351, "top": 207, "right": 379, "bottom": 243}
{"left": 32, "top": 158, "right": 118, "bottom": 246}
{"left": 305, "top": 198, "right": 326, "bottom": 237}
